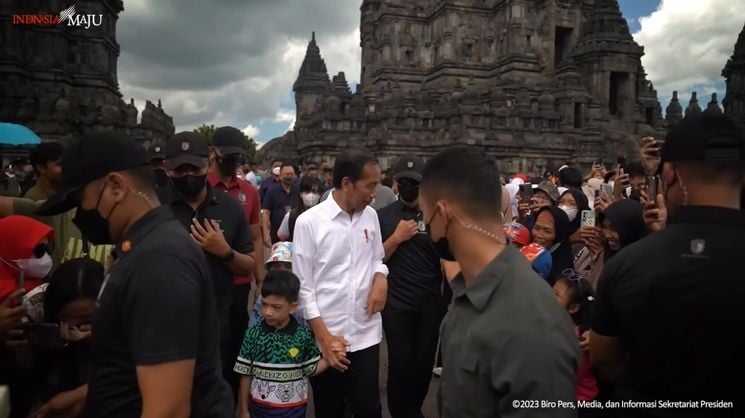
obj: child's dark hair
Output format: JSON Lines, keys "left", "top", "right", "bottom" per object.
{"left": 558, "top": 269, "right": 595, "bottom": 331}
{"left": 44, "top": 258, "right": 105, "bottom": 322}
{"left": 261, "top": 269, "right": 300, "bottom": 303}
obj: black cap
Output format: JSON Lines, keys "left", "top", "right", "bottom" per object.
{"left": 36, "top": 132, "right": 149, "bottom": 216}
{"left": 394, "top": 155, "right": 425, "bottom": 182}
{"left": 662, "top": 113, "right": 745, "bottom": 163}
{"left": 213, "top": 126, "right": 246, "bottom": 156}
{"left": 146, "top": 143, "right": 165, "bottom": 162}
{"left": 165, "top": 132, "right": 209, "bottom": 170}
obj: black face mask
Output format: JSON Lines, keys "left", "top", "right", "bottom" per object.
{"left": 217, "top": 156, "right": 240, "bottom": 178}
{"left": 172, "top": 174, "right": 207, "bottom": 199}
{"left": 398, "top": 182, "right": 419, "bottom": 203}
{"left": 73, "top": 183, "right": 118, "bottom": 245}
{"left": 153, "top": 169, "right": 169, "bottom": 187}
{"left": 425, "top": 207, "right": 456, "bottom": 262}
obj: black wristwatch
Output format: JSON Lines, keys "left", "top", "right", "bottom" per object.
{"left": 221, "top": 249, "right": 236, "bottom": 261}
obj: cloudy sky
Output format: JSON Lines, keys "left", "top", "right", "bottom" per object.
{"left": 117, "top": 0, "right": 744, "bottom": 144}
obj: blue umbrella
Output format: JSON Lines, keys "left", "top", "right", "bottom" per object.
{"left": 0, "top": 123, "right": 42, "bottom": 146}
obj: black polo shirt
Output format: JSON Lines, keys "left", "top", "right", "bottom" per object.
{"left": 262, "top": 183, "right": 297, "bottom": 243}
{"left": 377, "top": 200, "right": 444, "bottom": 312}
{"left": 168, "top": 185, "right": 253, "bottom": 316}
{"left": 85, "top": 206, "right": 232, "bottom": 418}
{"left": 593, "top": 206, "right": 745, "bottom": 414}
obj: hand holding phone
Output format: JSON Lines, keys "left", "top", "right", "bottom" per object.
{"left": 640, "top": 137, "right": 662, "bottom": 175}
{"left": 0, "top": 289, "right": 26, "bottom": 335}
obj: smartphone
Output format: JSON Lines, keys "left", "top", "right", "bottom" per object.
{"left": 518, "top": 184, "right": 533, "bottom": 201}
{"left": 647, "top": 175, "right": 658, "bottom": 198}
{"left": 581, "top": 210, "right": 596, "bottom": 228}
{"left": 594, "top": 189, "right": 600, "bottom": 199}
{"left": 617, "top": 157, "right": 627, "bottom": 172}
{"left": 21, "top": 323, "right": 65, "bottom": 350}
{"left": 601, "top": 183, "right": 614, "bottom": 197}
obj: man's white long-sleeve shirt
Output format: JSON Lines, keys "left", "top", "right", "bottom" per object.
{"left": 293, "top": 194, "right": 389, "bottom": 352}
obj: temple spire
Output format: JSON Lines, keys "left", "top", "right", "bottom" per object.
{"left": 573, "top": 0, "right": 642, "bottom": 57}
{"left": 665, "top": 91, "right": 683, "bottom": 126}
{"left": 705, "top": 93, "right": 722, "bottom": 114}
{"left": 293, "top": 32, "right": 331, "bottom": 122}
{"left": 685, "top": 92, "right": 702, "bottom": 117}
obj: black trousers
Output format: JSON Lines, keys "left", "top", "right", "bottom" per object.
{"left": 311, "top": 344, "right": 382, "bottom": 418}
{"left": 224, "top": 283, "right": 251, "bottom": 399}
{"left": 382, "top": 308, "right": 445, "bottom": 418}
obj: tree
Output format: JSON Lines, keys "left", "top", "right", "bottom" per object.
{"left": 194, "top": 124, "right": 216, "bottom": 142}
{"left": 194, "top": 123, "right": 257, "bottom": 163}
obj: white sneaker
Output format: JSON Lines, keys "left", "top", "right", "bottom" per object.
{"left": 432, "top": 367, "right": 442, "bottom": 377}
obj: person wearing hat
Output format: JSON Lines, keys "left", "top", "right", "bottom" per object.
{"left": 517, "top": 179, "right": 560, "bottom": 229}
{"left": 146, "top": 142, "right": 170, "bottom": 188}
{"left": 376, "top": 155, "right": 446, "bottom": 418}
{"left": 163, "top": 131, "right": 256, "bottom": 398}
{"left": 591, "top": 113, "right": 745, "bottom": 415}
{"left": 34, "top": 132, "right": 233, "bottom": 418}
{"left": 206, "top": 126, "right": 264, "bottom": 398}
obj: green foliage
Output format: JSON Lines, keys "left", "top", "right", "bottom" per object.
{"left": 194, "top": 123, "right": 257, "bottom": 163}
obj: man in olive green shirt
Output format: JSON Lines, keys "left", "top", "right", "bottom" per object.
{"left": 420, "top": 147, "right": 579, "bottom": 418}
{"left": 1, "top": 142, "right": 114, "bottom": 270}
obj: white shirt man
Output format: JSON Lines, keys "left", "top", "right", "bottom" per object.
{"left": 293, "top": 194, "right": 388, "bottom": 352}
{"left": 292, "top": 148, "right": 387, "bottom": 418}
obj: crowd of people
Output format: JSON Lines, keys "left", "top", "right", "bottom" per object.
{"left": 0, "top": 111, "right": 743, "bottom": 418}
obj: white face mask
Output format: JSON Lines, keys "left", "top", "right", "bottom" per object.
{"left": 301, "top": 192, "right": 320, "bottom": 208}
{"left": 558, "top": 205, "right": 578, "bottom": 223}
{"left": 272, "top": 167, "right": 281, "bottom": 176}
{"left": 14, "top": 253, "right": 53, "bottom": 278}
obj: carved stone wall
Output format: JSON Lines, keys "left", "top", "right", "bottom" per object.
{"left": 260, "top": 0, "right": 668, "bottom": 175}
{"left": 0, "top": 0, "right": 174, "bottom": 145}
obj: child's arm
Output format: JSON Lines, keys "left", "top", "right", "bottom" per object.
{"left": 312, "top": 358, "right": 330, "bottom": 377}
{"left": 238, "top": 376, "right": 252, "bottom": 418}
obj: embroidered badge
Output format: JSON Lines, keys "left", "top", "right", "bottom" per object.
{"left": 289, "top": 347, "right": 299, "bottom": 358}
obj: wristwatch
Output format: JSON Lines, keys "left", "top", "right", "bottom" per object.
{"left": 221, "top": 249, "right": 236, "bottom": 261}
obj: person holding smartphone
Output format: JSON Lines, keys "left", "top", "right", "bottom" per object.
{"left": 591, "top": 113, "right": 745, "bottom": 414}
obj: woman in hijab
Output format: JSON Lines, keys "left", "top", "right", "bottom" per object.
{"left": 531, "top": 206, "right": 573, "bottom": 285}
{"left": 575, "top": 199, "right": 647, "bottom": 288}
{"left": 558, "top": 189, "right": 591, "bottom": 245}
{"left": 0, "top": 216, "right": 54, "bottom": 299}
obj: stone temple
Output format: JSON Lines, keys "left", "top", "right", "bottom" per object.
{"left": 259, "top": 0, "right": 669, "bottom": 174}
{"left": 0, "top": 0, "right": 174, "bottom": 146}
{"left": 723, "top": 23, "right": 745, "bottom": 127}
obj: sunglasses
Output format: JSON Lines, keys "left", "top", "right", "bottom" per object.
{"left": 33, "top": 243, "right": 49, "bottom": 258}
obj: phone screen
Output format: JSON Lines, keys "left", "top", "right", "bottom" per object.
{"left": 519, "top": 184, "right": 533, "bottom": 201}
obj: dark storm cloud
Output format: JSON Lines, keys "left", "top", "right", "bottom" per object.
{"left": 117, "top": 0, "right": 360, "bottom": 128}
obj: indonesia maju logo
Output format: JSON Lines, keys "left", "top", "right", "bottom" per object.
{"left": 11, "top": 3, "right": 103, "bottom": 29}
